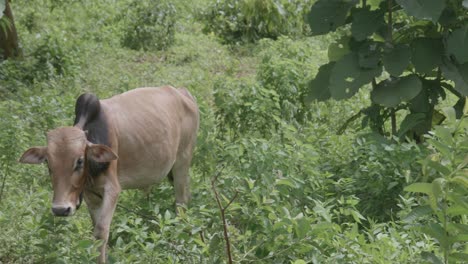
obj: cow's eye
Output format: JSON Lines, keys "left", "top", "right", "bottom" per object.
{"left": 75, "top": 157, "right": 84, "bottom": 170}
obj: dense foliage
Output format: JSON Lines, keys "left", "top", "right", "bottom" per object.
{"left": 121, "top": 0, "right": 176, "bottom": 51}
{"left": 0, "top": 0, "right": 466, "bottom": 263}
{"left": 201, "top": 0, "right": 313, "bottom": 43}
{"left": 307, "top": 0, "right": 468, "bottom": 141}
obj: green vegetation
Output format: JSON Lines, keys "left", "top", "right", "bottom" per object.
{"left": 0, "top": 0, "right": 467, "bottom": 263}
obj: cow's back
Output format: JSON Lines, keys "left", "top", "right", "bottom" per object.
{"left": 101, "top": 86, "right": 199, "bottom": 189}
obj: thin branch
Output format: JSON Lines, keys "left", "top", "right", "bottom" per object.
{"left": 391, "top": 108, "right": 397, "bottom": 136}
{"left": 337, "top": 110, "right": 363, "bottom": 135}
{"left": 387, "top": 0, "right": 393, "bottom": 44}
{"left": 211, "top": 171, "right": 237, "bottom": 264}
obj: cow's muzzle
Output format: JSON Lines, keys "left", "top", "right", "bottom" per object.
{"left": 52, "top": 205, "right": 72, "bottom": 216}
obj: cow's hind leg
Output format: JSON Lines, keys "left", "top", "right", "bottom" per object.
{"left": 171, "top": 154, "right": 192, "bottom": 207}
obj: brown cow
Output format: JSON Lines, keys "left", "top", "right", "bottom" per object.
{"left": 19, "top": 86, "right": 199, "bottom": 263}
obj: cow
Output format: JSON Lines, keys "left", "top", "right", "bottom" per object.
{"left": 19, "top": 86, "right": 199, "bottom": 263}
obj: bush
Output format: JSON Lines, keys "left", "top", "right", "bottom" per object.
{"left": 201, "top": 0, "right": 313, "bottom": 43}
{"left": 121, "top": 0, "right": 176, "bottom": 51}
{"left": 333, "top": 135, "right": 426, "bottom": 222}
{"left": 213, "top": 77, "right": 281, "bottom": 137}
{"left": 257, "top": 37, "right": 328, "bottom": 125}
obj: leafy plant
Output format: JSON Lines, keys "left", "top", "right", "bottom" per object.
{"left": 306, "top": 0, "right": 468, "bottom": 140}
{"left": 121, "top": 0, "right": 176, "bottom": 51}
{"left": 404, "top": 107, "right": 468, "bottom": 263}
{"left": 201, "top": 0, "right": 313, "bottom": 43}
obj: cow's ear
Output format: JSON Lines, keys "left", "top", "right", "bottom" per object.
{"left": 86, "top": 143, "right": 118, "bottom": 163}
{"left": 19, "top": 147, "right": 47, "bottom": 164}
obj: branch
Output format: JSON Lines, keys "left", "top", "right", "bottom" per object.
{"left": 211, "top": 170, "right": 237, "bottom": 264}
{"left": 337, "top": 110, "right": 363, "bottom": 135}
{"left": 387, "top": 0, "right": 393, "bottom": 44}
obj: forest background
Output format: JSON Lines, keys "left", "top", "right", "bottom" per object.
{"left": 0, "top": 0, "right": 467, "bottom": 263}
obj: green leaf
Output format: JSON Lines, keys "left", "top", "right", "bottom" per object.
{"left": 449, "top": 234, "right": 468, "bottom": 243}
{"left": 397, "top": 113, "right": 426, "bottom": 137}
{"left": 403, "top": 205, "right": 433, "bottom": 223}
{"left": 396, "top": 0, "right": 445, "bottom": 23}
{"left": 78, "top": 239, "right": 94, "bottom": 249}
{"left": 426, "top": 160, "right": 451, "bottom": 176}
{"left": 447, "top": 26, "right": 468, "bottom": 64}
{"left": 411, "top": 38, "right": 443, "bottom": 74}
{"left": 276, "top": 178, "right": 297, "bottom": 188}
{"left": 421, "top": 251, "right": 443, "bottom": 264}
{"left": 306, "top": 62, "right": 334, "bottom": 103}
{"left": 441, "top": 61, "right": 468, "bottom": 96}
{"left": 292, "top": 260, "right": 307, "bottom": 264}
{"left": 451, "top": 176, "right": 468, "bottom": 189}
{"left": 383, "top": 44, "right": 411, "bottom": 76}
{"left": 328, "top": 36, "right": 350, "bottom": 62}
{"left": 428, "top": 138, "right": 452, "bottom": 157}
{"left": 404, "top": 182, "right": 432, "bottom": 194}
{"left": 294, "top": 218, "right": 310, "bottom": 239}
{"left": 350, "top": 210, "right": 365, "bottom": 223}
{"left": 435, "top": 125, "right": 453, "bottom": 144}
{"left": 330, "top": 53, "right": 382, "bottom": 100}
{"left": 450, "top": 223, "right": 468, "bottom": 233}
{"left": 351, "top": 7, "right": 384, "bottom": 41}
{"left": 313, "top": 203, "right": 332, "bottom": 222}
{"left": 422, "top": 223, "right": 449, "bottom": 248}
{"left": 371, "top": 75, "right": 422, "bottom": 107}
{"left": 358, "top": 41, "right": 381, "bottom": 69}
{"left": 447, "top": 204, "right": 468, "bottom": 216}
{"left": 431, "top": 178, "right": 446, "bottom": 200}
{"left": 307, "top": 0, "right": 357, "bottom": 36}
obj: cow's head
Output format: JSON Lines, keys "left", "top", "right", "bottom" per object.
{"left": 19, "top": 127, "right": 117, "bottom": 216}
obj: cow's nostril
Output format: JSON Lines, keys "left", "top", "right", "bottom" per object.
{"left": 52, "top": 206, "right": 72, "bottom": 216}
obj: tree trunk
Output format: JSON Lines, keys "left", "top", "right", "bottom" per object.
{"left": 0, "top": 0, "right": 21, "bottom": 60}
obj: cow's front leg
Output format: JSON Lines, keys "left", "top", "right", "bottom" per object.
{"left": 90, "top": 182, "right": 121, "bottom": 263}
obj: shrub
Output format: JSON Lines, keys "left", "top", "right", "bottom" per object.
{"left": 213, "top": 77, "right": 282, "bottom": 137}
{"left": 121, "top": 0, "right": 176, "bottom": 51}
{"left": 201, "top": 0, "right": 313, "bottom": 43}
{"left": 257, "top": 37, "right": 327, "bottom": 125}
{"left": 333, "top": 134, "right": 426, "bottom": 222}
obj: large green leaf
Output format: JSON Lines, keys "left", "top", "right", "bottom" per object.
{"left": 447, "top": 26, "right": 468, "bottom": 64}
{"left": 329, "top": 53, "right": 382, "bottom": 100}
{"left": 307, "top": 0, "right": 357, "bottom": 36}
{"left": 358, "top": 41, "right": 381, "bottom": 69}
{"left": 383, "top": 44, "right": 411, "bottom": 76}
{"left": 404, "top": 182, "right": 433, "bottom": 195}
{"left": 402, "top": 205, "right": 432, "bottom": 223}
{"left": 371, "top": 75, "right": 422, "bottom": 107}
{"left": 328, "top": 35, "right": 350, "bottom": 62}
{"left": 422, "top": 223, "right": 449, "bottom": 248}
{"left": 305, "top": 62, "right": 334, "bottom": 103}
{"left": 397, "top": 113, "right": 426, "bottom": 138}
{"left": 396, "top": 0, "right": 445, "bottom": 23}
{"left": 351, "top": 7, "right": 385, "bottom": 41}
{"left": 411, "top": 38, "right": 443, "bottom": 74}
{"left": 441, "top": 61, "right": 468, "bottom": 96}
